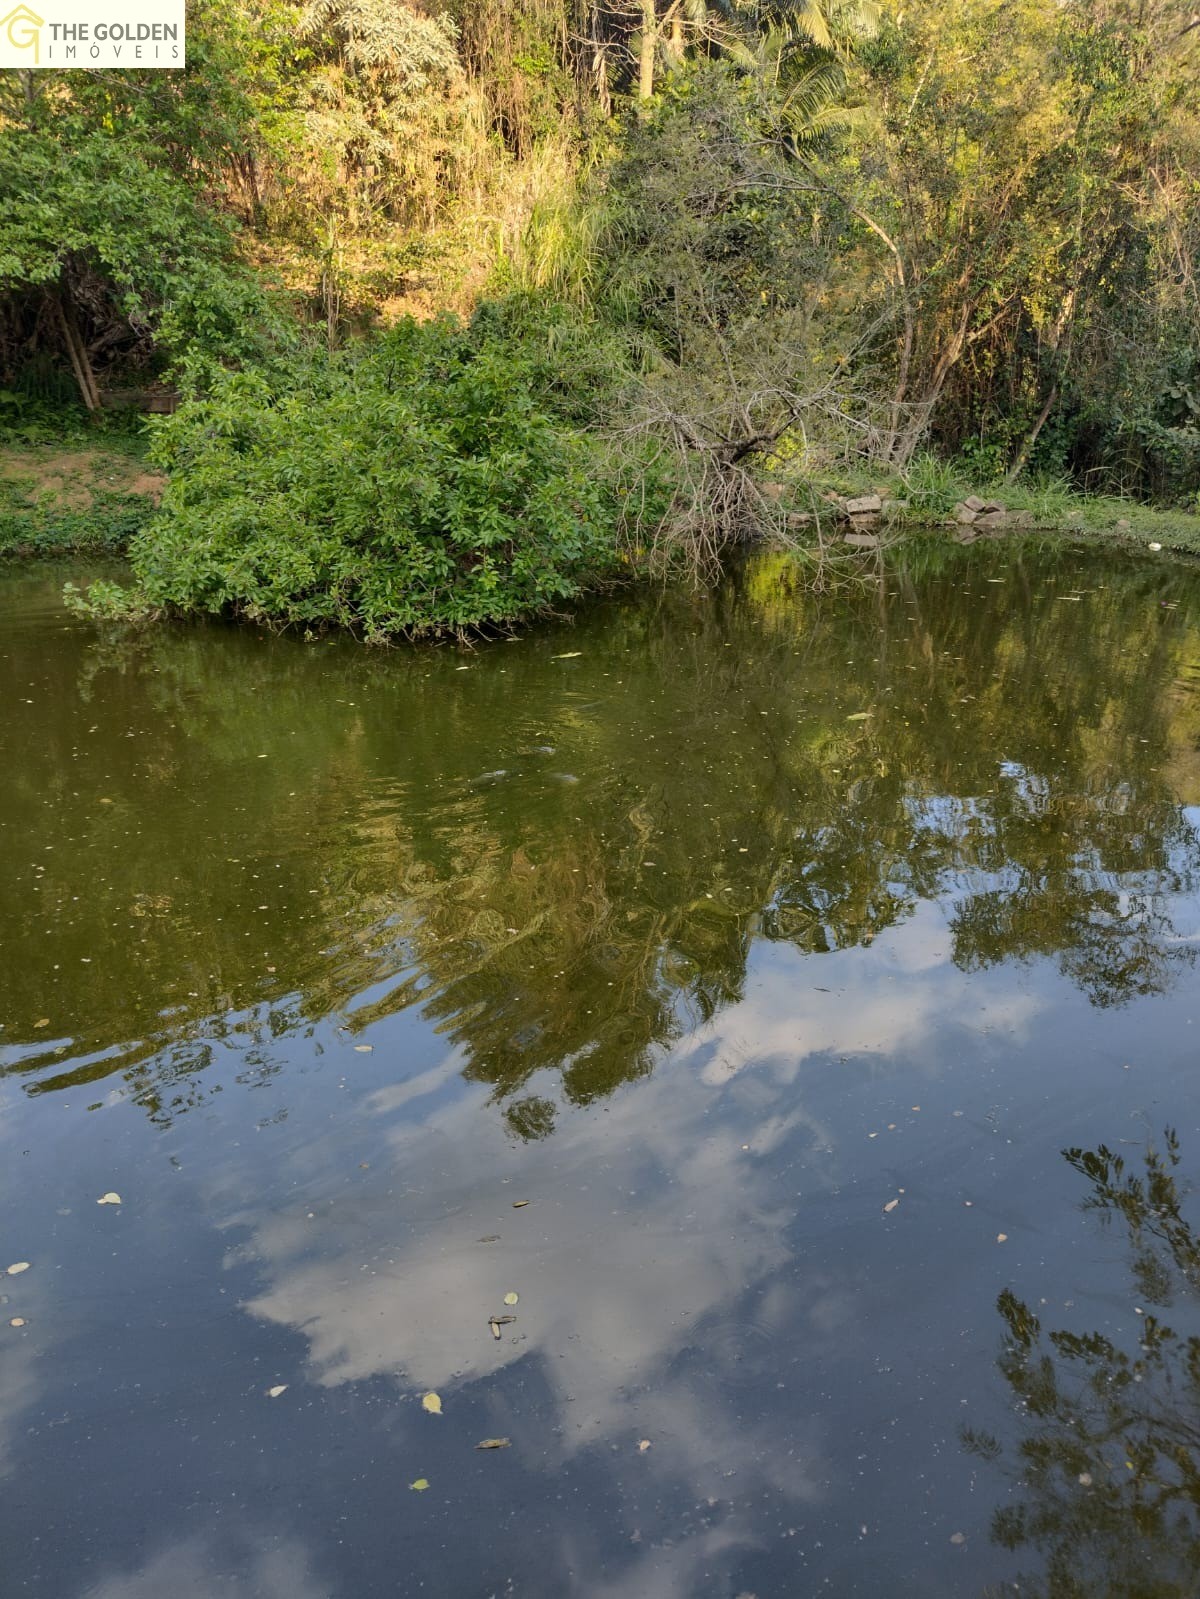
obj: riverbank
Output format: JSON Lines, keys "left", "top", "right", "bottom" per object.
{"left": 0, "top": 444, "right": 163, "bottom": 557}
{"left": 5, "top": 438, "right": 1200, "bottom": 579}
{"left": 794, "top": 468, "right": 1200, "bottom": 558}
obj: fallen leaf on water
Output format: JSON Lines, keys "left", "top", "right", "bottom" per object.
{"left": 552, "top": 652, "right": 582, "bottom": 659}
{"left": 476, "top": 1438, "right": 510, "bottom": 1450}
{"left": 354, "top": 1044, "right": 373, "bottom": 1054}
{"left": 421, "top": 1392, "right": 442, "bottom": 1416}
{"left": 1078, "top": 1472, "right": 1093, "bottom": 1487}
{"left": 512, "top": 1200, "right": 530, "bottom": 1209}
{"left": 9, "top": 1318, "right": 25, "bottom": 1328}
{"left": 267, "top": 1385, "right": 287, "bottom": 1398}
{"left": 950, "top": 1532, "right": 966, "bottom": 1546}
{"left": 882, "top": 1199, "right": 900, "bottom": 1214}
{"left": 6, "top": 1263, "right": 30, "bottom": 1276}
{"left": 33, "top": 1019, "right": 49, "bottom": 1029}
{"left": 410, "top": 1478, "right": 430, "bottom": 1492}
{"left": 638, "top": 1440, "right": 651, "bottom": 1453}
{"left": 97, "top": 1192, "right": 122, "bottom": 1206}
{"left": 997, "top": 1233, "right": 1008, "bottom": 1243}
{"left": 847, "top": 712, "right": 872, "bottom": 721}
{"left": 489, "top": 1319, "right": 502, "bottom": 1339}
{"left": 503, "top": 1292, "right": 519, "bottom": 1306}
{"left": 478, "top": 1235, "right": 500, "bottom": 1244}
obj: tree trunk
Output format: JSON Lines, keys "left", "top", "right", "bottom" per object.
{"left": 589, "top": 4, "right": 611, "bottom": 118}
{"left": 48, "top": 287, "right": 101, "bottom": 412}
{"left": 638, "top": 0, "right": 656, "bottom": 102}
{"left": 1005, "top": 384, "right": 1058, "bottom": 482}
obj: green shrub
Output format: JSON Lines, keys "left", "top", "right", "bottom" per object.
{"left": 77, "top": 310, "right": 642, "bottom": 639}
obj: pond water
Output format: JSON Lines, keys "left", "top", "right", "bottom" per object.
{"left": 3, "top": 543, "right": 1200, "bottom": 1598}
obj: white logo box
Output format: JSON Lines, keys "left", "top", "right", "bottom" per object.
{"left": 0, "top": 1, "right": 185, "bottom": 68}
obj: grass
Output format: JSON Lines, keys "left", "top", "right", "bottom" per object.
{"left": 0, "top": 442, "right": 162, "bottom": 556}
{"left": 787, "top": 453, "right": 1200, "bottom": 558}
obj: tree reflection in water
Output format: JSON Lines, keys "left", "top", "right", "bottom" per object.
{"left": 3, "top": 544, "right": 1200, "bottom": 1130}
{"left": 969, "top": 1132, "right": 1200, "bottom": 1598}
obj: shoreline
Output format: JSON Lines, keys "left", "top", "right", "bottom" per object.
{"left": 4, "top": 439, "right": 1199, "bottom": 571}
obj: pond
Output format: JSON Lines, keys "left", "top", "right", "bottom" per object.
{"left": 3, "top": 542, "right": 1200, "bottom": 1598}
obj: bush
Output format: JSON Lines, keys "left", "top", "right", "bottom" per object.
{"left": 79, "top": 309, "right": 642, "bottom": 638}
{"left": 0, "top": 128, "right": 287, "bottom": 399}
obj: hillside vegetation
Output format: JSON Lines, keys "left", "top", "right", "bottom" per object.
{"left": 3, "top": 0, "right": 1200, "bottom": 629}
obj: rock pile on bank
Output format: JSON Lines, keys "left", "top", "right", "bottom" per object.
{"left": 949, "top": 497, "right": 1033, "bottom": 542}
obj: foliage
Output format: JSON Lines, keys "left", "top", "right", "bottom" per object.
{"left": 967, "top": 1132, "right": 1200, "bottom": 1597}
{"left": 76, "top": 308, "right": 649, "bottom": 637}
{"left": 0, "top": 124, "right": 287, "bottom": 407}
{"left": 582, "top": 65, "right": 855, "bottom": 566}
{"left": 5, "top": 0, "right": 1200, "bottom": 608}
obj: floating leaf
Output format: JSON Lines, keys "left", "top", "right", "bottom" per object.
{"left": 996, "top": 1233, "right": 1008, "bottom": 1243}
{"left": 410, "top": 1478, "right": 430, "bottom": 1492}
{"left": 489, "top": 1320, "right": 502, "bottom": 1339}
{"left": 882, "top": 1198, "right": 900, "bottom": 1214}
{"left": 552, "top": 652, "right": 582, "bottom": 659}
{"left": 503, "top": 1292, "right": 519, "bottom": 1306}
{"left": 847, "top": 712, "right": 872, "bottom": 721}
{"left": 638, "top": 1440, "right": 651, "bottom": 1453}
{"left": 511, "top": 1200, "right": 530, "bottom": 1209}
{"left": 6, "top": 1263, "right": 30, "bottom": 1276}
{"left": 421, "top": 1391, "right": 442, "bottom": 1415}
{"left": 9, "top": 1318, "right": 26, "bottom": 1328}
{"left": 33, "top": 1019, "right": 49, "bottom": 1029}
{"left": 949, "top": 1532, "right": 966, "bottom": 1546}
{"left": 354, "top": 1044, "right": 372, "bottom": 1053}
{"left": 475, "top": 1437, "right": 510, "bottom": 1450}
{"left": 267, "top": 1385, "right": 288, "bottom": 1398}
{"left": 97, "top": 1192, "right": 122, "bottom": 1206}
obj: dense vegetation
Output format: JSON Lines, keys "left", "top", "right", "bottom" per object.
{"left": 3, "top": 0, "right": 1200, "bottom": 631}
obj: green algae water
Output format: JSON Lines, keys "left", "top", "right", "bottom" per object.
{"left": 3, "top": 543, "right": 1200, "bottom": 1597}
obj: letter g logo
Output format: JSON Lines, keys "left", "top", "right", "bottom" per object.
{"left": 0, "top": 5, "right": 45, "bottom": 64}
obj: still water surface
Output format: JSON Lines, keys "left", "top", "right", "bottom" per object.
{"left": 3, "top": 545, "right": 1200, "bottom": 1597}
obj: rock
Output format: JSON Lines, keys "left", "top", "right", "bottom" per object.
{"left": 1008, "top": 510, "right": 1034, "bottom": 528}
{"left": 963, "top": 495, "right": 986, "bottom": 512}
{"left": 973, "top": 510, "right": 1008, "bottom": 532}
{"left": 954, "top": 504, "right": 978, "bottom": 524}
{"left": 843, "top": 531, "right": 881, "bottom": 548}
{"left": 844, "top": 494, "right": 883, "bottom": 516}
{"left": 980, "top": 498, "right": 1005, "bottom": 514}
{"left": 786, "top": 511, "right": 814, "bottom": 528}
{"left": 955, "top": 528, "right": 979, "bottom": 544}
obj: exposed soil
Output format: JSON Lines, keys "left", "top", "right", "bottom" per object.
{"left": 0, "top": 446, "right": 165, "bottom": 507}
